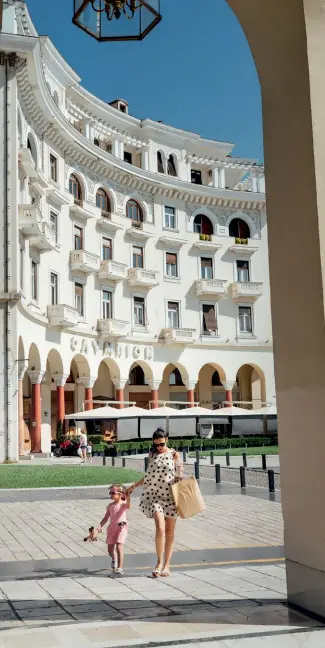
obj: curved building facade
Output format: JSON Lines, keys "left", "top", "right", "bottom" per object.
{"left": 0, "top": 1, "right": 274, "bottom": 459}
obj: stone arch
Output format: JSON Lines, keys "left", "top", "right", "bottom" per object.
{"left": 27, "top": 343, "right": 42, "bottom": 371}
{"left": 93, "top": 360, "right": 115, "bottom": 401}
{"left": 236, "top": 363, "right": 266, "bottom": 409}
{"left": 70, "top": 354, "right": 90, "bottom": 380}
{"left": 123, "top": 194, "right": 148, "bottom": 223}
{"left": 66, "top": 167, "right": 87, "bottom": 201}
{"left": 157, "top": 149, "right": 166, "bottom": 173}
{"left": 158, "top": 362, "right": 191, "bottom": 406}
{"left": 95, "top": 185, "right": 115, "bottom": 214}
{"left": 128, "top": 360, "right": 154, "bottom": 386}
{"left": 225, "top": 211, "right": 257, "bottom": 239}
{"left": 189, "top": 207, "right": 218, "bottom": 235}
{"left": 167, "top": 153, "right": 178, "bottom": 177}
{"left": 126, "top": 360, "right": 154, "bottom": 408}
{"left": 101, "top": 357, "right": 121, "bottom": 383}
{"left": 197, "top": 363, "right": 227, "bottom": 409}
{"left": 26, "top": 130, "right": 39, "bottom": 168}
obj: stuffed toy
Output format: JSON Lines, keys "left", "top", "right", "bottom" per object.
{"left": 84, "top": 526, "right": 101, "bottom": 542}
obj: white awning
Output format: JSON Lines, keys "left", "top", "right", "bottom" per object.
{"left": 65, "top": 406, "right": 147, "bottom": 420}
{"left": 253, "top": 405, "right": 277, "bottom": 416}
{"left": 176, "top": 406, "right": 218, "bottom": 417}
{"left": 212, "top": 406, "right": 253, "bottom": 416}
{"left": 141, "top": 406, "right": 182, "bottom": 417}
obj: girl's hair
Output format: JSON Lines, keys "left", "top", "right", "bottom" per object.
{"left": 109, "top": 483, "right": 126, "bottom": 501}
{"left": 152, "top": 427, "right": 169, "bottom": 440}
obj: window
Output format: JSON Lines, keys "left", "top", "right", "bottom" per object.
{"left": 74, "top": 282, "right": 84, "bottom": 317}
{"left": 169, "top": 368, "right": 184, "bottom": 386}
{"left": 229, "top": 218, "right": 250, "bottom": 239}
{"left": 102, "top": 290, "right": 112, "bottom": 319}
{"left": 167, "top": 154, "right": 177, "bottom": 177}
{"left": 129, "top": 365, "right": 146, "bottom": 385}
{"left": 126, "top": 200, "right": 143, "bottom": 225}
{"left": 238, "top": 306, "right": 253, "bottom": 334}
{"left": 191, "top": 169, "right": 202, "bottom": 185}
{"left": 164, "top": 206, "right": 176, "bottom": 229}
{"left": 50, "top": 211, "right": 58, "bottom": 242}
{"left": 50, "top": 154, "right": 57, "bottom": 182}
{"left": 133, "top": 246, "right": 143, "bottom": 269}
{"left": 31, "top": 261, "right": 38, "bottom": 301}
{"left": 94, "top": 138, "right": 100, "bottom": 147}
{"left": 166, "top": 252, "right": 178, "bottom": 277}
{"left": 134, "top": 296, "right": 145, "bottom": 327}
{"left": 50, "top": 272, "right": 58, "bottom": 306}
{"left": 157, "top": 151, "right": 164, "bottom": 174}
{"left": 74, "top": 225, "right": 83, "bottom": 250}
{"left": 102, "top": 237, "right": 112, "bottom": 261}
{"left": 201, "top": 257, "right": 213, "bottom": 279}
{"left": 212, "top": 370, "right": 222, "bottom": 386}
{"left": 96, "top": 188, "right": 110, "bottom": 215}
{"left": 202, "top": 304, "right": 217, "bottom": 335}
{"left": 124, "top": 151, "right": 133, "bottom": 165}
{"left": 168, "top": 301, "right": 179, "bottom": 328}
{"left": 236, "top": 260, "right": 250, "bottom": 282}
{"left": 69, "top": 174, "right": 82, "bottom": 201}
{"left": 193, "top": 214, "right": 213, "bottom": 236}
{"left": 20, "top": 247, "right": 24, "bottom": 290}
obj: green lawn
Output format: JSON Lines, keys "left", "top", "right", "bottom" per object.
{"left": 190, "top": 446, "right": 279, "bottom": 457}
{"left": 0, "top": 466, "right": 143, "bottom": 489}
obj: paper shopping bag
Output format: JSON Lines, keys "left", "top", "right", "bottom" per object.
{"left": 171, "top": 476, "right": 206, "bottom": 519}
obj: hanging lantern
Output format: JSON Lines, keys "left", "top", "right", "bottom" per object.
{"left": 73, "top": 0, "right": 162, "bottom": 42}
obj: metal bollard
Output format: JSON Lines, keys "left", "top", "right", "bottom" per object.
{"left": 240, "top": 466, "right": 246, "bottom": 488}
{"left": 215, "top": 464, "right": 221, "bottom": 484}
{"left": 112, "top": 457, "right": 115, "bottom": 467}
{"left": 262, "top": 454, "right": 267, "bottom": 470}
{"left": 102, "top": 454, "right": 106, "bottom": 466}
{"left": 210, "top": 451, "right": 215, "bottom": 465}
{"left": 242, "top": 452, "right": 247, "bottom": 468}
{"left": 182, "top": 449, "right": 187, "bottom": 464}
{"left": 122, "top": 458, "right": 126, "bottom": 468}
{"left": 144, "top": 456, "right": 149, "bottom": 472}
{"left": 226, "top": 451, "right": 230, "bottom": 467}
{"left": 196, "top": 449, "right": 200, "bottom": 465}
{"left": 268, "top": 469, "right": 275, "bottom": 493}
{"left": 195, "top": 461, "right": 200, "bottom": 480}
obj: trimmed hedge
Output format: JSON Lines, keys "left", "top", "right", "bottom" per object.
{"left": 113, "top": 436, "right": 277, "bottom": 453}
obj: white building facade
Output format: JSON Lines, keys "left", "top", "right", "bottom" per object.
{"left": 0, "top": 1, "right": 274, "bottom": 460}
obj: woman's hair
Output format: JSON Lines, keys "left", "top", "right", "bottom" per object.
{"left": 109, "top": 483, "right": 126, "bottom": 501}
{"left": 152, "top": 427, "right": 169, "bottom": 440}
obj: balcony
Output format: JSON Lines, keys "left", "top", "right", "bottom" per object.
{"left": 229, "top": 239, "right": 259, "bottom": 255}
{"left": 231, "top": 281, "right": 263, "bottom": 301}
{"left": 196, "top": 279, "right": 227, "bottom": 299}
{"left": 47, "top": 305, "right": 79, "bottom": 328}
{"left": 161, "top": 328, "right": 196, "bottom": 344}
{"left": 46, "top": 185, "right": 71, "bottom": 207}
{"left": 19, "top": 205, "right": 57, "bottom": 251}
{"left": 98, "top": 260, "right": 128, "bottom": 282}
{"left": 96, "top": 212, "right": 124, "bottom": 233}
{"left": 70, "top": 198, "right": 93, "bottom": 221}
{"left": 126, "top": 221, "right": 154, "bottom": 242}
{"left": 127, "top": 268, "right": 158, "bottom": 289}
{"left": 69, "top": 250, "right": 100, "bottom": 273}
{"left": 18, "top": 148, "right": 49, "bottom": 193}
{"left": 97, "top": 318, "right": 129, "bottom": 338}
{"left": 158, "top": 235, "right": 187, "bottom": 249}
{"left": 192, "top": 234, "right": 222, "bottom": 253}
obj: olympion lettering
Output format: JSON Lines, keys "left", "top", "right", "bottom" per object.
{"left": 70, "top": 338, "right": 154, "bottom": 361}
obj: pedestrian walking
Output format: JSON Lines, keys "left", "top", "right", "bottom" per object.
{"left": 97, "top": 484, "right": 131, "bottom": 575}
{"left": 79, "top": 429, "right": 87, "bottom": 463}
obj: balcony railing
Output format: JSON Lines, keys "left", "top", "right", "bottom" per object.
{"left": 231, "top": 281, "right": 263, "bottom": 301}
{"left": 69, "top": 250, "right": 100, "bottom": 273}
{"left": 127, "top": 268, "right": 158, "bottom": 288}
{"left": 98, "top": 260, "right": 127, "bottom": 282}
{"left": 47, "top": 304, "right": 79, "bottom": 328}
{"left": 161, "top": 328, "right": 196, "bottom": 344}
{"left": 19, "top": 205, "right": 42, "bottom": 237}
{"left": 195, "top": 279, "right": 227, "bottom": 299}
{"left": 70, "top": 199, "right": 93, "bottom": 220}
{"left": 97, "top": 318, "right": 129, "bottom": 338}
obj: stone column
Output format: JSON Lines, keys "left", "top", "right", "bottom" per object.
{"left": 142, "top": 149, "right": 149, "bottom": 171}
{"left": 28, "top": 370, "right": 45, "bottom": 453}
{"left": 53, "top": 374, "right": 68, "bottom": 426}
{"left": 186, "top": 382, "right": 197, "bottom": 407}
{"left": 112, "top": 138, "right": 120, "bottom": 158}
{"left": 113, "top": 380, "right": 127, "bottom": 409}
{"left": 211, "top": 166, "right": 220, "bottom": 188}
{"left": 219, "top": 167, "right": 226, "bottom": 189}
{"left": 18, "top": 366, "right": 26, "bottom": 457}
{"left": 149, "top": 381, "right": 160, "bottom": 409}
{"left": 76, "top": 377, "right": 96, "bottom": 411}
{"left": 222, "top": 381, "right": 235, "bottom": 407}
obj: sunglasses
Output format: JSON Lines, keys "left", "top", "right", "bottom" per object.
{"left": 109, "top": 490, "right": 120, "bottom": 495}
{"left": 154, "top": 442, "right": 166, "bottom": 448}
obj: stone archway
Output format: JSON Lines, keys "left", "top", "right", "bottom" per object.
{"left": 226, "top": 0, "right": 325, "bottom": 616}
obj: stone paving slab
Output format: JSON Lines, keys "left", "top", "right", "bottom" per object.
{"left": 0, "top": 563, "right": 321, "bottom": 647}
{"left": 0, "top": 493, "right": 283, "bottom": 563}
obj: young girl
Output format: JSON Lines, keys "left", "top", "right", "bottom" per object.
{"left": 97, "top": 484, "right": 130, "bottom": 575}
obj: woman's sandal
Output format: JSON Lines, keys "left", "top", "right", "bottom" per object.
{"left": 161, "top": 568, "right": 170, "bottom": 577}
{"left": 152, "top": 566, "right": 162, "bottom": 578}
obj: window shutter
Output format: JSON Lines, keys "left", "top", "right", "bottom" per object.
{"left": 166, "top": 253, "right": 176, "bottom": 264}
{"left": 75, "top": 283, "right": 83, "bottom": 296}
{"left": 204, "top": 307, "right": 217, "bottom": 331}
{"left": 201, "top": 257, "right": 212, "bottom": 267}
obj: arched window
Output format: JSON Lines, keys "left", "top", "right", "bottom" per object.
{"left": 167, "top": 154, "right": 177, "bottom": 177}
{"left": 69, "top": 174, "right": 82, "bottom": 203}
{"left": 212, "top": 370, "right": 222, "bottom": 387}
{"left": 27, "top": 134, "right": 37, "bottom": 167}
{"left": 157, "top": 151, "right": 164, "bottom": 174}
{"left": 229, "top": 218, "right": 250, "bottom": 239}
{"left": 193, "top": 214, "right": 213, "bottom": 236}
{"left": 169, "top": 369, "right": 184, "bottom": 387}
{"left": 129, "top": 366, "right": 146, "bottom": 386}
{"left": 96, "top": 188, "right": 111, "bottom": 215}
{"left": 126, "top": 199, "right": 143, "bottom": 225}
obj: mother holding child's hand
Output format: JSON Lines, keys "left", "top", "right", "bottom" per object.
{"left": 128, "top": 428, "right": 183, "bottom": 578}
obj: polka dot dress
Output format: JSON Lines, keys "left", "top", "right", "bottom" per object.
{"left": 140, "top": 448, "right": 178, "bottom": 519}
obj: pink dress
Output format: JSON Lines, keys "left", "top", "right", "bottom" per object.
{"left": 100, "top": 502, "right": 128, "bottom": 545}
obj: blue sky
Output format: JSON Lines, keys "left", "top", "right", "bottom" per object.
{"left": 26, "top": 0, "right": 263, "bottom": 160}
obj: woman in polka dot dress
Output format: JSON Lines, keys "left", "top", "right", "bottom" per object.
{"left": 129, "top": 428, "right": 183, "bottom": 578}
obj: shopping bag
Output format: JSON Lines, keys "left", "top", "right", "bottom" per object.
{"left": 171, "top": 476, "right": 206, "bottom": 519}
